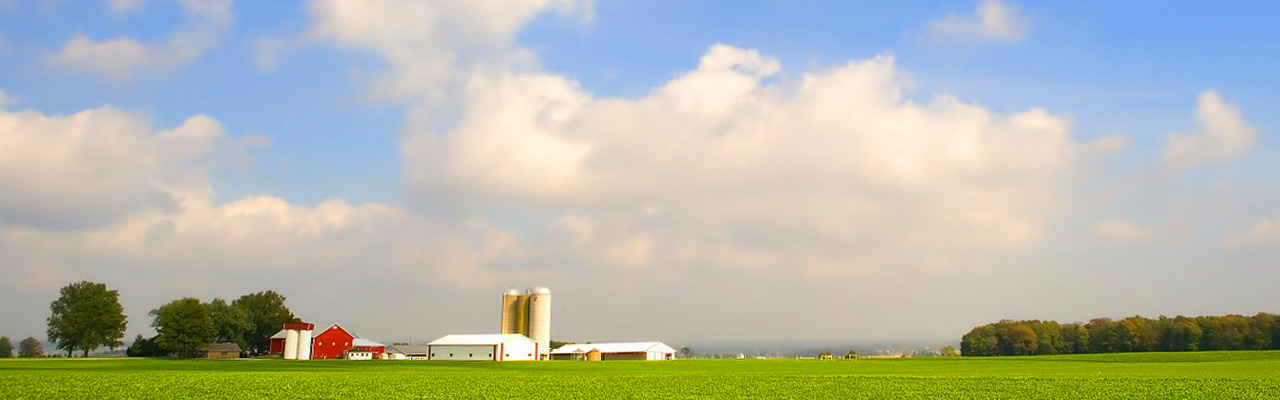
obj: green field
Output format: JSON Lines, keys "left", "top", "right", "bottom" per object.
{"left": 3, "top": 351, "right": 1280, "bottom": 399}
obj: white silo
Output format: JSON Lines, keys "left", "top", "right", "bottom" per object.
{"left": 283, "top": 329, "right": 299, "bottom": 360}
{"left": 296, "top": 328, "right": 313, "bottom": 360}
{"left": 528, "top": 286, "right": 551, "bottom": 359}
{"left": 501, "top": 288, "right": 521, "bottom": 335}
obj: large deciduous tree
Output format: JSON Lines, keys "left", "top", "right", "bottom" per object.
{"left": 47, "top": 281, "right": 128, "bottom": 357}
{"left": 0, "top": 337, "right": 12, "bottom": 358}
{"left": 18, "top": 337, "right": 44, "bottom": 358}
{"left": 232, "top": 291, "right": 296, "bottom": 355}
{"left": 206, "top": 298, "right": 251, "bottom": 348}
{"left": 151, "top": 298, "right": 216, "bottom": 358}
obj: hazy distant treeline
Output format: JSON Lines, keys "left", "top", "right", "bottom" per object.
{"left": 961, "top": 313, "right": 1280, "bottom": 356}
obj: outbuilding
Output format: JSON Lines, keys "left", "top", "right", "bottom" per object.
{"left": 385, "top": 344, "right": 430, "bottom": 360}
{"left": 427, "top": 334, "right": 538, "bottom": 361}
{"left": 551, "top": 342, "right": 676, "bottom": 361}
{"left": 201, "top": 342, "right": 242, "bottom": 359}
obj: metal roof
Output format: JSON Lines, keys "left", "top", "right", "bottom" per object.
{"left": 352, "top": 338, "right": 385, "bottom": 347}
{"left": 270, "top": 329, "right": 287, "bottom": 339}
{"left": 386, "top": 345, "right": 431, "bottom": 355}
{"left": 203, "top": 342, "right": 242, "bottom": 352}
{"left": 551, "top": 342, "right": 676, "bottom": 354}
{"left": 428, "top": 334, "right": 534, "bottom": 346}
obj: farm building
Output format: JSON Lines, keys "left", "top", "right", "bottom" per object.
{"left": 269, "top": 323, "right": 386, "bottom": 360}
{"left": 550, "top": 342, "right": 676, "bottom": 361}
{"left": 427, "top": 334, "right": 538, "bottom": 361}
{"left": 200, "top": 342, "right": 242, "bottom": 359}
{"left": 385, "top": 345, "right": 430, "bottom": 360}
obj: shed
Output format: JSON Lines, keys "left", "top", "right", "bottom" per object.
{"left": 427, "top": 334, "right": 538, "bottom": 361}
{"left": 385, "top": 344, "right": 431, "bottom": 360}
{"left": 550, "top": 342, "right": 676, "bottom": 361}
{"left": 201, "top": 342, "right": 242, "bottom": 359}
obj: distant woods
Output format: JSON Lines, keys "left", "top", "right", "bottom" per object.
{"left": 961, "top": 313, "right": 1280, "bottom": 356}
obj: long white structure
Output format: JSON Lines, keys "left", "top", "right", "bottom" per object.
{"left": 427, "top": 334, "right": 539, "bottom": 361}
{"left": 551, "top": 342, "right": 677, "bottom": 361}
{"left": 499, "top": 287, "right": 551, "bottom": 359}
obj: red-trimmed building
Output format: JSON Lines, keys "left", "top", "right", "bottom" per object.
{"left": 269, "top": 323, "right": 386, "bottom": 360}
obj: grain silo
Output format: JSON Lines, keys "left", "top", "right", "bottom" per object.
{"left": 528, "top": 286, "right": 551, "bottom": 359}
{"left": 498, "top": 286, "right": 552, "bottom": 359}
{"left": 500, "top": 288, "right": 521, "bottom": 334}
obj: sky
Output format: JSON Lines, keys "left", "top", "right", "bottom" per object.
{"left": 2, "top": 0, "right": 1280, "bottom": 347}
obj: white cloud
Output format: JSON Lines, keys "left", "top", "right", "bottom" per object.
{"left": 928, "top": 0, "right": 1030, "bottom": 43}
{"left": 0, "top": 89, "right": 15, "bottom": 107}
{"left": 305, "top": 0, "right": 593, "bottom": 100}
{"left": 402, "top": 45, "right": 1082, "bottom": 276}
{"left": 46, "top": 0, "right": 234, "bottom": 79}
{"left": 1163, "top": 90, "right": 1258, "bottom": 168}
{"left": 1093, "top": 218, "right": 1155, "bottom": 243}
{"left": 1226, "top": 215, "right": 1280, "bottom": 246}
{"left": 0, "top": 104, "right": 225, "bottom": 229}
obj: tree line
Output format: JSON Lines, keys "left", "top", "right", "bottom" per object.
{"left": 961, "top": 313, "right": 1280, "bottom": 356}
{"left": 28, "top": 281, "right": 297, "bottom": 358}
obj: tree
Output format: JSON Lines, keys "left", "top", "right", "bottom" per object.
{"left": 1060, "top": 323, "right": 1090, "bottom": 354}
{"left": 206, "top": 299, "right": 251, "bottom": 348}
{"left": 961, "top": 325, "right": 998, "bottom": 356}
{"left": 847, "top": 349, "right": 859, "bottom": 358}
{"left": 19, "top": 337, "right": 44, "bottom": 358}
{"left": 939, "top": 346, "right": 958, "bottom": 357}
{"left": 232, "top": 291, "right": 296, "bottom": 355}
{"left": 0, "top": 337, "right": 12, "bottom": 358}
{"left": 126, "top": 334, "right": 168, "bottom": 357}
{"left": 151, "top": 298, "right": 216, "bottom": 357}
{"left": 679, "top": 346, "right": 693, "bottom": 359}
{"left": 47, "top": 281, "right": 128, "bottom": 357}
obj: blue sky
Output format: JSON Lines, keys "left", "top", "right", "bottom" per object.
{"left": 1, "top": 0, "right": 1279, "bottom": 346}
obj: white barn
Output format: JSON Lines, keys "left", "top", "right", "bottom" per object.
{"left": 427, "top": 334, "right": 539, "bottom": 361}
{"left": 551, "top": 342, "right": 677, "bottom": 361}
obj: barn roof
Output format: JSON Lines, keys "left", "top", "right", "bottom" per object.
{"left": 428, "top": 334, "right": 534, "bottom": 346}
{"left": 270, "top": 329, "right": 287, "bottom": 339}
{"left": 352, "top": 338, "right": 385, "bottom": 347}
{"left": 203, "top": 342, "right": 242, "bottom": 352}
{"left": 551, "top": 342, "right": 676, "bottom": 354}
{"left": 386, "top": 345, "right": 430, "bottom": 355}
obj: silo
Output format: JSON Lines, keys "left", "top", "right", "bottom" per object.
{"left": 283, "top": 329, "right": 299, "bottom": 360}
{"left": 528, "top": 286, "right": 551, "bottom": 359}
{"left": 296, "top": 328, "right": 313, "bottom": 360}
{"left": 500, "top": 288, "right": 521, "bottom": 334}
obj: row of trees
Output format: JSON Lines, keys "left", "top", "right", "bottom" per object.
{"left": 961, "top": 313, "right": 1280, "bottom": 356}
{"left": 0, "top": 336, "right": 46, "bottom": 358}
{"left": 43, "top": 281, "right": 296, "bottom": 358}
{"left": 130, "top": 292, "right": 297, "bottom": 357}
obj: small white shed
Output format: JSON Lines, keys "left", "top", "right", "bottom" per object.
{"left": 427, "top": 334, "right": 539, "bottom": 361}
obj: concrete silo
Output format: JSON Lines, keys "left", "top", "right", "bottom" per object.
{"left": 500, "top": 288, "right": 521, "bottom": 334}
{"left": 497, "top": 286, "right": 552, "bottom": 359}
{"left": 528, "top": 286, "right": 551, "bottom": 359}
{"left": 281, "top": 322, "right": 315, "bottom": 360}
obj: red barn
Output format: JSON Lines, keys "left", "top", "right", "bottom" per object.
{"left": 269, "top": 323, "right": 386, "bottom": 360}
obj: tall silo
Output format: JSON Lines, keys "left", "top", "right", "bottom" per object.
{"left": 501, "top": 288, "right": 521, "bottom": 334}
{"left": 528, "top": 286, "right": 551, "bottom": 359}
{"left": 283, "top": 329, "right": 299, "bottom": 360}
{"left": 296, "top": 328, "right": 313, "bottom": 360}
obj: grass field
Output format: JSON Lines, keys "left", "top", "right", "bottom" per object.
{"left": 3, "top": 351, "right": 1279, "bottom": 399}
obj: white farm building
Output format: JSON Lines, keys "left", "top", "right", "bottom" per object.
{"left": 427, "top": 334, "right": 540, "bottom": 361}
{"left": 550, "top": 342, "right": 677, "bottom": 361}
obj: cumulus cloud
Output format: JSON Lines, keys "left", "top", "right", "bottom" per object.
{"left": 401, "top": 44, "right": 1081, "bottom": 277}
{"left": 1093, "top": 218, "right": 1155, "bottom": 243}
{"left": 1081, "top": 135, "right": 1131, "bottom": 156}
{"left": 305, "top": 0, "right": 592, "bottom": 100}
{"left": 0, "top": 104, "right": 225, "bottom": 229}
{"left": 1163, "top": 90, "right": 1258, "bottom": 168}
{"left": 928, "top": 0, "right": 1030, "bottom": 43}
{"left": 46, "top": 0, "right": 234, "bottom": 79}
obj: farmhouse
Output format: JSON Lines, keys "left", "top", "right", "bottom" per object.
{"left": 427, "top": 334, "right": 538, "bottom": 361}
{"left": 550, "top": 342, "right": 676, "bottom": 361}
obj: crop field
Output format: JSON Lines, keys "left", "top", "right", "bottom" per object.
{"left": 2, "top": 351, "right": 1280, "bottom": 399}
